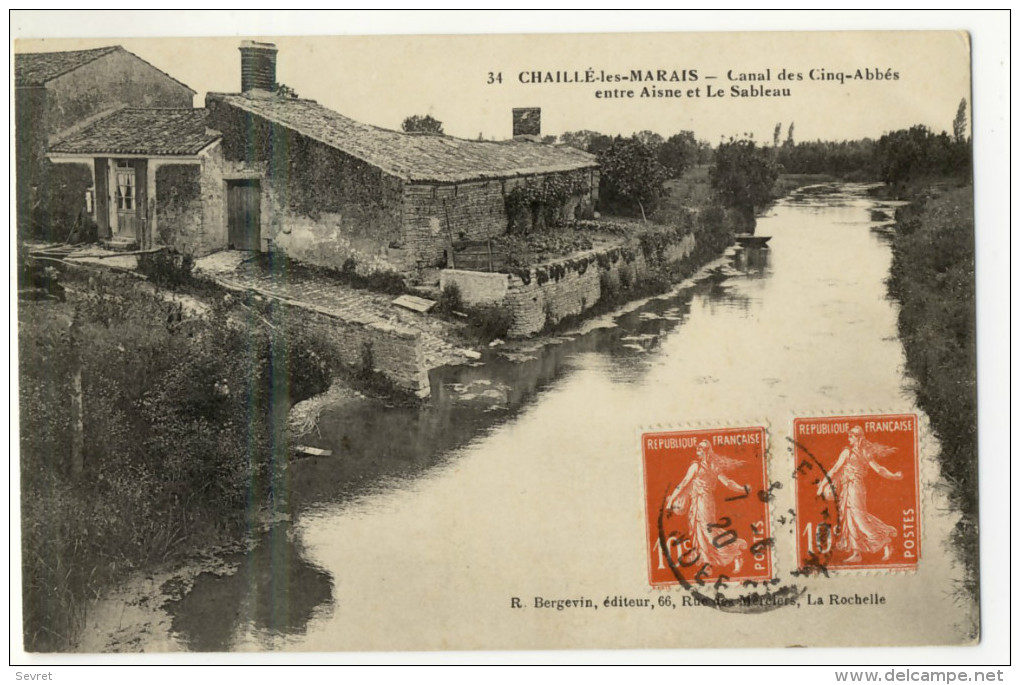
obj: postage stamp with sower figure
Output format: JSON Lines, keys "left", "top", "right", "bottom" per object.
{"left": 642, "top": 426, "right": 773, "bottom": 587}
{"left": 794, "top": 414, "right": 921, "bottom": 572}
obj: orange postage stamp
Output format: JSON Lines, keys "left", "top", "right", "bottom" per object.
{"left": 642, "top": 426, "right": 773, "bottom": 587}
{"left": 793, "top": 414, "right": 921, "bottom": 572}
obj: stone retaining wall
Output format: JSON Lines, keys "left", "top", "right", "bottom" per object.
{"left": 504, "top": 232, "right": 698, "bottom": 338}
{"left": 214, "top": 278, "right": 430, "bottom": 397}
{"left": 288, "top": 302, "right": 430, "bottom": 398}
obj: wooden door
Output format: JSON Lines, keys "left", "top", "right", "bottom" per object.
{"left": 227, "top": 180, "right": 261, "bottom": 251}
{"left": 113, "top": 162, "right": 137, "bottom": 239}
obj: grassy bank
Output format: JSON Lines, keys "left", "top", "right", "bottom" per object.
{"left": 886, "top": 181, "right": 978, "bottom": 599}
{"left": 18, "top": 263, "right": 344, "bottom": 651}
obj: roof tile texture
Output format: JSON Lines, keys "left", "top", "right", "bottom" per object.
{"left": 49, "top": 108, "right": 220, "bottom": 156}
{"left": 212, "top": 93, "right": 597, "bottom": 183}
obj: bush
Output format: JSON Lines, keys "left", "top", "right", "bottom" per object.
{"left": 467, "top": 304, "right": 512, "bottom": 342}
{"left": 18, "top": 271, "right": 343, "bottom": 651}
{"left": 597, "top": 138, "right": 670, "bottom": 220}
{"left": 437, "top": 282, "right": 464, "bottom": 314}
{"left": 137, "top": 248, "right": 196, "bottom": 290}
{"left": 362, "top": 270, "right": 408, "bottom": 295}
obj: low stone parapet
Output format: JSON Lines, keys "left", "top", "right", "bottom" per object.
{"left": 439, "top": 269, "right": 510, "bottom": 307}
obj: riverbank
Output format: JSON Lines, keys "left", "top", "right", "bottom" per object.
{"left": 886, "top": 179, "right": 978, "bottom": 599}
{"left": 16, "top": 261, "right": 345, "bottom": 652}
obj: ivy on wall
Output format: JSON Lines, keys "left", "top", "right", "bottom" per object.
{"left": 45, "top": 163, "right": 95, "bottom": 240}
{"left": 209, "top": 101, "right": 399, "bottom": 232}
{"left": 504, "top": 171, "right": 590, "bottom": 234}
{"left": 154, "top": 165, "right": 202, "bottom": 247}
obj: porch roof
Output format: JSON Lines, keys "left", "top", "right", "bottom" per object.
{"left": 48, "top": 108, "right": 220, "bottom": 157}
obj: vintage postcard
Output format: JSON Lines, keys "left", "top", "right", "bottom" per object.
{"left": 13, "top": 19, "right": 987, "bottom": 657}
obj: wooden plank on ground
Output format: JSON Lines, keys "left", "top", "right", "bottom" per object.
{"left": 294, "top": 445, "right": 333, "bottom": 457}
{"left": 392, "top": 294, "right": 436, "bottom": 313}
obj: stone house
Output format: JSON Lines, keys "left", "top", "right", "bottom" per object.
{"left": 196, "top": 41, "right": 599, "bottom": 274}
{"left": 46, "top": 42, "right": 598, "bottom": 276}
{"left": 15, "top": 45, "right": 196, "bottom": 239}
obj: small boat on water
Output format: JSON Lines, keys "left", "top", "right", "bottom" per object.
{"left": 735, "top": 234, "right": 772, "bottom": 248}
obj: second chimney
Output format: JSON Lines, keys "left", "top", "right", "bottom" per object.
{"left": 513, "top": 107, "right": 541, "bottom": 139}
{"left": 240, "top": 40, "right": 278, "bottom": 93}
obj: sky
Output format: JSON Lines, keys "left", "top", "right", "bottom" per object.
{"left": 12, "top": 12, "right": 975, "bottom": 146}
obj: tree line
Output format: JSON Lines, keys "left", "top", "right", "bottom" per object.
{"left": 399, "top": 100, "right": 971, "bottom": 223}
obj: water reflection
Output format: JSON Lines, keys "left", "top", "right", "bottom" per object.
{"left": 733, "top": 245, "right": 771, "bottom": 278}
{"left": 165, "top": 526, "right": 332, "bottom": 651}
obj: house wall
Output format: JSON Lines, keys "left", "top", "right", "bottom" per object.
{"left": 205, "top": 98, "right": 409, "bottom": 272}
{"left": 153, "top": 163, "right": 204, "bottom": 252}
{"left": 402, "top": 180, "right": 508, "bottom": 267}
{"left": 43, "top": 50, "right": 194, "bottom": 136}
{"left": 14, "top": 86, "right": 48, "bottom": 234}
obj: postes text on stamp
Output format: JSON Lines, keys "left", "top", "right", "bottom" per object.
{"left": 793, "top": 414, "right": 920, "bottom": 572}
{"left": 642, "top": 426, "right": 772, "bottom": 587}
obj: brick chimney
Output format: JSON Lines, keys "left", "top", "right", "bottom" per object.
{"left": 239, "top": 40, "right": 278, "bottom": 93}
{"left": 513, "top": 107, "right": 541, "bottom": 139}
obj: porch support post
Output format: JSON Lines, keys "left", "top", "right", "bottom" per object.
{"left": 147, "top": 159, "right": 160, "bottom": 248}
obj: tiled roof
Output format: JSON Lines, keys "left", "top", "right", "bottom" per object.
{"left": 210, "top": 93, "right": 597, "bottom": 183}
{"left": 15, "top": 45, "right": 195, "bottom": 93}
{"left": 16, "top": 46, "right": 123, "bottom": 86}
{"left": 49, "top": 108, "right": 220, "bottom": 156}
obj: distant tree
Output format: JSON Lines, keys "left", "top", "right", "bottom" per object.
{"left": 875, "top": 124, "right": 969, "bottom": 185}
{"left": 773, "top": 122, "right": 782, "bottom": 148}
{"left": 402, "top": 114, "right": 444, "bottom": 135}
{"left": 777, "top": 138, "right": 877, "bottom": 177}
{"left": 696, "top": 139, "right": 714, "bottom": 165}
{"left": 875, "top": 125, "right": 933, "bottom": 185}
{"left": 597, "top": 138, "right": 670, "bottom": 221}
{"left": 632, "top": 130, "right": 665, "bottom": 149}
{"left": 953, "top": 98, "right": 968, "bottom": 143}
{"left": 273, "top": 83, "right": 299, "bottom": 99}
{"left": 710, "top": 137, "right": 780, "bottom": 231}
{"left": 560, "top": 130, "right": 594, "bottom": 150}
{"left": 560, "top": 129, "right": 615, "bottom": 154}
{"left": 541, "top": 134, "right": 558, "bottom": 144}
{"left": 786, "top": 122, "right": 795, "bottom": 147}
{"left": 657, "top": 130, "right": 700, "bottom": 178}
{"left": 587, "top": 133, "right": 618, "bottom": 155}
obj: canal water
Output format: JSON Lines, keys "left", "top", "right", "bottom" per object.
{"left": 162, "top": 183, "right": 974, "bottom": 651}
